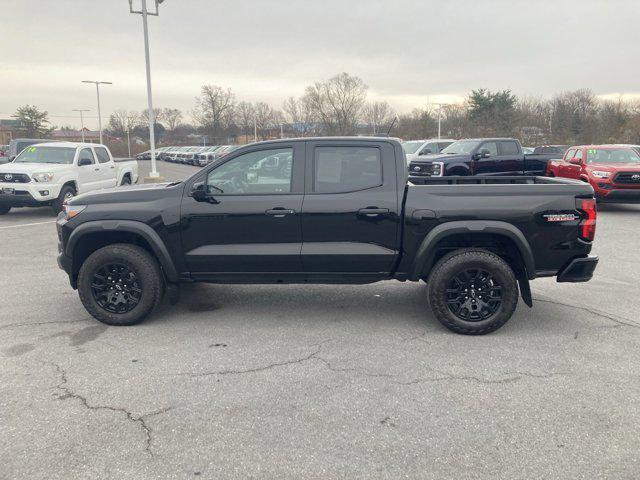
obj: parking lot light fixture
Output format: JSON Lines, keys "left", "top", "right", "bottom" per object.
{"left": 129, "top": 0, "right": 165, "bottom": 181}
{"left": 81, "top": 81, "right": 112, "bottom": 144}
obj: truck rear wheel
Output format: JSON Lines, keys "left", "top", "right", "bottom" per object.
{"left": 77, "top": 244, "right": 163, "bottom": 326}
{"left": 0, "top": 205, "right": 10, "bottom": 215}
{"left": 427, "top": 249, "right": 519, "bottom": 335}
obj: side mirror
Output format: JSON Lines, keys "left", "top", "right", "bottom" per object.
{"left": 190, "top": 181, "right": 207, "bottom": 201}
{"left": 78, "top": 158, "right": 93, "bottom": 167}
{"left": 569, "top": 157, "right": 582, "bottom": 165}
{"left": 420, "top": 149, "right": 432, "bottom": 156}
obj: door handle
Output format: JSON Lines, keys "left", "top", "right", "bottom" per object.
{"left": 94, "top": 168, "right": 100, "bottom": 171}
{"left": 265, "top": 208, "right": 295, "bottom": 218}
{"left": 358, "top": 207, "right": 389, "bottom": 217}
{"left": 110, "top": 166, "right": 115, "bottom": 169}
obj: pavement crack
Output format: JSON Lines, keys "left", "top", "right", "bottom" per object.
{"left": 311, "top": 358, "right": 565, "bottom": 386}
{"left": 534, "top": 297, "right": 640, "bottom": 329}
{"left": 180, "top": 340, "right": 332, "bottom": 378}
{"left": 43, "top": 361, "right": 171, "bottom": 456}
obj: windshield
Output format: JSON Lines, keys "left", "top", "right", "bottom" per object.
{"left": 441, "top": 140, "right": 481, "bottom": 155}
{"left": 402, "top": 141, "right": 424, "bottom": 154}
{"left": 13, "top": 146, "right": 76, "bottom": 164}
{"left": 586, "top": 148, "right": 640, "bottom": 164}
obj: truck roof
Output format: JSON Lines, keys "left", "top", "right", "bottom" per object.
{"left": 25, "top": 141, "right": 108, "bottom": 149}
{"left": 248, "top": 136, "right": 403, "bottom": 147}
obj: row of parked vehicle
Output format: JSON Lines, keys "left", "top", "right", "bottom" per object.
{"left": 405, "top": 137, "right": 640, "bottom": 203}
{"left": 136, "top": 145, "right": 239, "bottom": 167}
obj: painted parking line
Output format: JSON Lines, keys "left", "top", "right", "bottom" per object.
{"left": 0, "top": 220, "right": 56, "bottom": 230}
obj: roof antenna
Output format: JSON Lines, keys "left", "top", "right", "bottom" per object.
{"left": 387, "top": 116, "right": 398, "bottom": 136}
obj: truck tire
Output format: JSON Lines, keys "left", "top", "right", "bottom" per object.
{"left": 77, "top": 244, "right": 163, "bottom": 326}
{"left": 0, "top": 205, "right": 10, "bottom": 215}
{"left": 52, "top": 185, "right": 76, "bottom": 214}
{"left": 121, "top": 174, "right": 131, "bottom": 186}
{"left": 427, "top": 249, "right": 519, "bottom": 335}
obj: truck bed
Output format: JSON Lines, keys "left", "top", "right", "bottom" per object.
{"left": 409, "top": 175, "right": 582, "bottom": 186}
{"left": 398, "top": 176, "right": 595, "bottom": 280}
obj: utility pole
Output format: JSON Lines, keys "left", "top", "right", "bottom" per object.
{"left": 280, "top": 123, "right": 284, "bottom": 139}
{"left": 81, "top": 81, "right": 112, "bottom": 144}
{"left": 254, "top": 118, "right": 258, "bottom": 142}
{"left": 127, "top": 128, "right": 132, "bottom": 158}
{"left": 129, "top": 0, "right": 165, "bottom": 181}
{"left": 72, "top": 109, "right": 90, "bottom": 142}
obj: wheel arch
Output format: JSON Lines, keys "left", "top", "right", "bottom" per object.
{"left": 66, "top": 220, "right": 179, "bottom": 287}
{"left": 411, "top": 220, "right": 535, "bottom": 280}
{"left": 411, "top": 221, "right": 536, "bottom": 306}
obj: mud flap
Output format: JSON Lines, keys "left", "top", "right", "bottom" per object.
{"left": 518, "top": 275, "right": 533, "bottom": 308}
{"left": 166, "top": 283, "right": 180, "bottom": 305}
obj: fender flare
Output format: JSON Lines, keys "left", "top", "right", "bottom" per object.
{"left": 410, "top": 220, "right": 536, "bottom": 281}
{"left": 66, "top": 220, "right": 179, "bottom": 282}
{"left": 446, "top": 163, "right": 472, "bottom": 176}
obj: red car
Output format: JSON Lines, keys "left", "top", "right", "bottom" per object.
{"left": 546, "top": 145, "right": 640, "bottom": 203}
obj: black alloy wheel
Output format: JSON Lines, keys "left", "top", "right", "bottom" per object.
{"left": 91, "top": 263, "right": 142, "bottom": 314}
{"left": 445, "top": 268, "right": 503, "bottom": 321}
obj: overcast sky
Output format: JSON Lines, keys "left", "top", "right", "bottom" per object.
{"left": 2, "top": 0, "right": 639, "bottom": 129}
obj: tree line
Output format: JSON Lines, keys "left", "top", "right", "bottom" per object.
{"left": 10, "top": 73, "right": 640, "bottom": 149}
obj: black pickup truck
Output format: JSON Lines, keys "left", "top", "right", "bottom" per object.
{"left": 408, "top": 138, "right": 566, "bottom": 181}
{"left": 56, "top": 137, "right": 598, "bottom": 335}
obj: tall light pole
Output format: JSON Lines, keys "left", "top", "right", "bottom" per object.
{"left": 129, "top": 0, "right": 164, "bottom": 181}
{"left": 82, "top": 81, "right": 112, "bottom": 144}
{"left": 432, "top": 103, "right": 449, "bottom": 139}
{"left": 72, "top": 109, "right": 90, "bottom": 142}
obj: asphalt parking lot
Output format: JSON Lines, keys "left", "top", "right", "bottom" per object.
{"left": 1, "top": 161, "right": 639, "bottom": 479}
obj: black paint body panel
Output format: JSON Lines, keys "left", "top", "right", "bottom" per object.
{"left": 57, "top": 137, "right": 596, "bottom": 288}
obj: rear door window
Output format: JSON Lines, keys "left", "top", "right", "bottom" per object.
{"left": 498, "top": 141, "right": 520, "bottom": 156}
{"left": 313, "top": 146, "right": 382, "bottom": 193}
{"left": 94, "top": 147, "right": 111, "bottom": 164}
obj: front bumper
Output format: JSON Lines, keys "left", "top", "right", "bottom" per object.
{"left": 557, "top": 255, "right": 599, "bottom": 283}
{"left": 596, "top": 189, "right": 640, "bottom": 203}
{"left": 0, "top": 181, "right": 62, "bottom": 205}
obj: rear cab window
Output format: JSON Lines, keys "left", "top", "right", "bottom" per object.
{"left": 313, "top": 146, "right": 382, "bottom": 193}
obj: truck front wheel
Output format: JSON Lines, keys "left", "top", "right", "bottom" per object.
{"left": 0, "top": 205, "right": 10, "bottom": 215}
{"left": 52, "top": 185, "right": 76, "bottom": 214}
{"left": 427, "top": 249, "right": 519, "bottom": 335}
{"left": 77, "top": 244, "right": 163, "bottom": 326}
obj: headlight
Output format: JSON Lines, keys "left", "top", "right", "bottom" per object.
{"left": 32, "top": 172, "right": 55, "bottom": 182}
{"left": 431, "top": 162, "right": 444, "bottom": 177}
{"left": 62, "top": 204, "right": 86, "bottom": 220}
{"left": 591, "top": 171, "right": 611, "bottom": 179}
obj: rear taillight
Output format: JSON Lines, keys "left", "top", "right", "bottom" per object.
{"left": 576, "top": 198, "right": 597, "bottom": 242}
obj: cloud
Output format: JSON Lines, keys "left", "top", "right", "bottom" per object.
{"left": 2, "top": 0, "right": 639, "bottom": 127}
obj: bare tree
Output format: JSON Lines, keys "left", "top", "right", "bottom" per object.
{"left": 193, "top": 85, "right": 236, "bottom": 142}
{"left": 302, "top": 72, "right": 368, "bottom": 135}
{"left": 363, "top": 101, "right": 395, "bottom": 134}
{"left": 107, "top": 110, "right": 141, "bottom": 137}
{"left": 253, "top": 102, "right": 279, "bottom": 140}
{"left": 162, "top": 108, "right": 183, "bottom": 131}
{"left": 283, "top": 96, "right": 317, "bottom": 137}
{"left": 235, "top": 101, "right": 255, "bottom": 140}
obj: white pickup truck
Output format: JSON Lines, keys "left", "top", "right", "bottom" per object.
{"left": 0, "top": 142, "right": 138, "bottom": 214}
